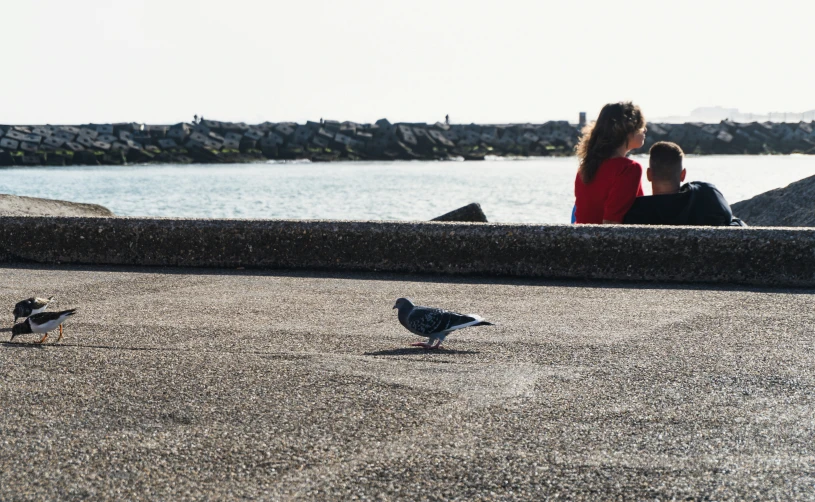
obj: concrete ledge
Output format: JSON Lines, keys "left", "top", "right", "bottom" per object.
{"left": 1, "top": 216, "right": 814, "bottom": 287}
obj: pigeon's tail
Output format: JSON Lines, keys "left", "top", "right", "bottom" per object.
{"left": 448, "top": 315, "right": 493, "bottom": 331}
{"left": 58, "top": 309, "right": 77, "bottom": 317}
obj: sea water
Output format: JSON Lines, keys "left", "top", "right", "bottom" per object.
{"left": 1, "top": 155, "right": 813, "bottom": 223}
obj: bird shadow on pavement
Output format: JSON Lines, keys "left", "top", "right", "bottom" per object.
{"left": 1, "top": 341, "right": 47, "bottom": 350}
{"left": 0, "top": 341, "right": 315, "bottom": 360}
{"left": 364, "top": 347, "right": 479, "bottom": 357}
{"left": 0, "top": 328, "right": 11, "bottom": 333}
{"left": 0, "top": 340, "right": 177, "bottom": 352}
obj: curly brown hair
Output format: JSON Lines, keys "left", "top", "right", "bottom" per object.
{"left": 576, "top": 102, "right": 645, "bottom": 184}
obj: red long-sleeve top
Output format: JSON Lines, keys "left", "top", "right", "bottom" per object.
{"left": 574, "top": 157, "right": 644, "bottom": 224}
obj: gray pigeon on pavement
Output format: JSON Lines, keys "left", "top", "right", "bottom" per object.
{"left": 393, "top": 297, "right": 493, "bottom": 349}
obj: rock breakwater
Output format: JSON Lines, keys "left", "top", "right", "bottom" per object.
{"left": 1, "top": 119, "right": 813, "bottom": 166}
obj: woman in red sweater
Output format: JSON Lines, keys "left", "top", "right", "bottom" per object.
{"left": 574, "top": 102, "right": 647, "bottom": 224}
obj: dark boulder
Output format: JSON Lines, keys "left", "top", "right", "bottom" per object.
{"left": 431, "top": 203, "right": 488, "bottom": 223}
{"left": 72, "top": 150, "right": 100, "bottom": 165}
{"left": 731, "top": 174, "right": 815, "bottom": 227}
{"left": 46, "top": 153, "right": 67, "bottom": 166}
{"left": 0, "top": 151, "right": 15, "bottom": 166}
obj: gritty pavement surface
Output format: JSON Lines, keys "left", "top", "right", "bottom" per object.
{"left": 0, "top": 265, "right": 814, "bottom": 501}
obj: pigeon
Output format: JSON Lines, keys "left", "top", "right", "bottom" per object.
{"left": 13, "top": 296, "right": 54, "bottom": 323}
{"left": 392, "top": 297, "right": 493, "bottom": 349}
{"left": 11, "top": 309, "right": 77, "bottom": 344}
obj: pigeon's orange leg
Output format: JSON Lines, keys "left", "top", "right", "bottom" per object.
{"left": 57, "top": 325, "right": 64, "bottom": 342}
{"left": 34, "top": 333, "right": 49, "bottom": 344}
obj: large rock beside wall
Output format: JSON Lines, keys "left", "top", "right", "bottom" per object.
{"left": 730, "top": 174, "right": 815, "bottom": 227}
{"left": 0, "top": 194, "right": 114, "bottom": 217}
{"left": 431, "top": 203, "right": 488, "bottom": 222}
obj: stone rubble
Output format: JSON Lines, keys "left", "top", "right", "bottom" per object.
{"left": 3, "top": 119, "right": 811, "bottom": 166}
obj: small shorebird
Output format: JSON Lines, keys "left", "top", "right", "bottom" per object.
{"left": 393, "top": 297, "right": 493, "bottom": 349}
{"left": 13, "top": 296, "right": 54, "bottom": 323}
{"left": 11, "top": 309, "right": 77, "bottom": 344}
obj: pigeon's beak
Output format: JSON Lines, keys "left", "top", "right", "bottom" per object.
{"left": 392, "top": 304, "right": 398, "bottom": 309}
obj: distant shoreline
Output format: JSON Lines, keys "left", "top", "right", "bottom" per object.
{"left": 1, "top": 119, "right": 813, "bottom": 167}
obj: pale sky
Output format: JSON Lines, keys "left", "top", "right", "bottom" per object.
{"left": 3, "top": 0, "right": 813, "bottom": 125}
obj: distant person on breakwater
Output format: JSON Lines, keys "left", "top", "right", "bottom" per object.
{"left": 573, "top": 102, "right": 646, "bottom": 224}
{"left": 624, "top": 142, "right": 746, "bottom": 226}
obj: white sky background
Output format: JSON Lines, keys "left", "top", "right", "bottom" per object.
{"left": 2, "top": 0, "right": 813, "bottom": 125}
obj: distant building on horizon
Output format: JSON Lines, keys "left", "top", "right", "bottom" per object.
{"left": 649, "top": 106, "right": 815, "bottom": 124}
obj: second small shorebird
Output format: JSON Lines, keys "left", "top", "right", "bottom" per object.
{"left": 13, "top": 296, "right": 54, "bottom": 323}
{"left": 11, "top": 309, "right": 77, "bottom": 344}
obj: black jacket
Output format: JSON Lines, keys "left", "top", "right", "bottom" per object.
{"left": 624, "top": 181, "right": 746, "bottom": 226}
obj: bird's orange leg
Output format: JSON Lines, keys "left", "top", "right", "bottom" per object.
{"left": 34, "top": 333, "right": 49, "bottom": 344}
{"left": 411, "top": 340, "right": 443, "bottom": 350}
{"left": 57, "top": 325, "right": 64, "bottom": 342}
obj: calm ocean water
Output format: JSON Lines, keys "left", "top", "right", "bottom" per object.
{"left": 1, "top": 156, "right": 813, "bottom": 223}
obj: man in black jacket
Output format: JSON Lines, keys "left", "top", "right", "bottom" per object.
{"left": 624, "top": 141, "right": 746, "bottom": 226}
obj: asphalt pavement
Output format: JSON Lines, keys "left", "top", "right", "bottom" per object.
{"left": 1, "top": 264, "right": 814, "bottom": 500}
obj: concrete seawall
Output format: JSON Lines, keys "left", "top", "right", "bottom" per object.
{"left": 1, "top": 216, "right": 814, "bottom": 287}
